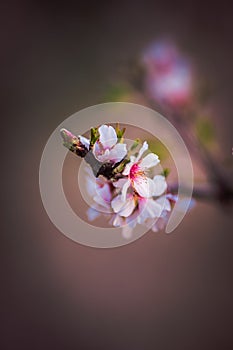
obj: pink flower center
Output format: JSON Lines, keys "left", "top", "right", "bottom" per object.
{"left": 130, "top": 163, "right": 144, "bottom": 180}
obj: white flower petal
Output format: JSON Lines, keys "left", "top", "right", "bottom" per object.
{"left": 93, "top": 141, "right": 102, "bottom": 157}
{"left": 93, "top": 194, "right": 111, "bottom": 210}
{"left": 111, "top": 194, "right": 135, "bottom": 217}
{"left": 121, "top": 179, "right": 131, "bottom": 201}
{"left": 79, "top": 135, "right": 90, "bottom": 149}
{"left": 133, "top": 177, "right": 155, "bottom": 198}
{"left": 87, "top": 207, "right": 100, "bottom": 221}
{"left": 153, "top": 175, "right": 167, "bottom": 196}
{"left": 118, "top": 198, "right": 136, "bottom": 217}
{"left": 98, "top": 183, "right": 112, "bottom": 202}
{"left": 112, "top": 214, "right": 124, "bottom": 227}
{"left": 138, "top": 198, "right": 162, "bottom": 223}
{"left": 92, "top": 202, "right": 112, "bottom": 213}
{"left": 99, "top": 125, "right": 117, "bottom": 149}
{"left": 125, "top": 210, "right": 138, "bottom": 228}
{"left": 85, "top": 175, "right": 97, "bottom": 197}
{"left": 135, "top": 141, "right": 148, "bottom": 162}
{"left": 94, "top": 149, "right": 111, "bottom": 162}
{"left": 107, "top": 143, "right": 127, "bottom": 162}
{"left": 111, "top": 195, "right": 126, "bottom": 213}
{"left": 156, "top": 195, "right": 171, "bottom": 211}
{"left": 140, "top": 153, "right": 160, "bottom": 169}
{"left": 113, "top": 178, "right": 128, "bottom": 189}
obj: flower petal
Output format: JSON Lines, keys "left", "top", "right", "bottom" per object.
{"left": 121, "top": 179, "right": 131, "bottom": 201}
{"left": 87, "top": 207, "right": 101, "bottom": 221}
{"left": 140, "top": 153, "right": 160, "bottom": 169}
{"left": 137, "top": 198, "right": 162, "bottom": 223}
{"left": 92, "top": 201, "right": 113, "bottom": 213}
{"left": 135, "top": 141, "right": 148, "bottom": 162}
{"left": 94, "top": 148, "right": 111, "bottom": 162}
{"left": 99, "top": 125, "right": 117, "bottom": 149}
{"left": 112, "top": 214, "right": 124, "bottom": 227}
{"left": 113, "top": 178, "right": 128, "bottom": 189}
{"left": 98, "top": 183, "right": 112, "bottom": 202}
{"left": 133, "top": 176, "right": 155, "bottom": 198}
{"left": 79, "top": 135, "right": 90, "bottom": 150}
{"left": 111, "top": 194, "right": 135, "bottom": 217}
{"left": 119, "top": 198, "right": 136, "bottom": 217}
{"left": 153, "top": 175, "right": 167, "bottom": 196}
{"left": 107, "top": 143, "right": 127, "bottom": 162}
{"left": 125, "top": 210, "right": 139, "bottom": 228}
{"left": 93, "top": 193, "right": 111, "bottom": 211}
{"left": 111, "top": 195, "right": 126, "bottom": 213}
{"left": 156, "top": 195, "right": 171, "bottom": 211}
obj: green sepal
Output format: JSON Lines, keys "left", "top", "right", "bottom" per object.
{"left": 116, "top": 123, "right": 126, "bottom": 142}
{"left": 113, "top": 158, "right": 130, "bottom": 174}
{"left": 130, "top": 138, "right": 141, "bottom": 151}
{"left": 90, "top": 127, "right": 99, "bottom": 146}
{"left": 161, "top": 168, "right": 170, "bottom": 178}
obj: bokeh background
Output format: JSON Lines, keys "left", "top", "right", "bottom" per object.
{"left": 1, "top": 1, "right": 233, "bottom": 349}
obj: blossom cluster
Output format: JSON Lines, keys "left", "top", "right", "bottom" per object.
{"left": 78, "top": 124, "right": 176, "bottom": 239}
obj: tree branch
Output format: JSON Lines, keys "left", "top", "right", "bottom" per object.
{"left": 60, "top": 128, "right": 233, "bottom": 204}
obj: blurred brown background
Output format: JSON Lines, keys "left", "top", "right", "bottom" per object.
{"left": 1, "top": 1, "right": 233, "bottom": 349}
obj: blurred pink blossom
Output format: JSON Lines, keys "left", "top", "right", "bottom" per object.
{"left": 143, "top": 41, "right": 193, "bottom": 107}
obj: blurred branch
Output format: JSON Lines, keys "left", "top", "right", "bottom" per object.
{"left": 169, "top": 183, "right": 233, "bottom": 204}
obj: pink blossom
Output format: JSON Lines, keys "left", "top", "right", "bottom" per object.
{"left": 143, "top": 41, "right": 193, "bottom": 107}
{"left": 93, "top": 124, "right": 127, "bottom": 163}
{"left": 110, "top": 192, "right": 172, "bottom": 238}
{"left": 85, "top": 167, "right": 113, "bottom": 221}
{"left": 121, "top": 141, "right": 160, "bottom": 199}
